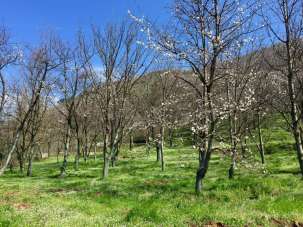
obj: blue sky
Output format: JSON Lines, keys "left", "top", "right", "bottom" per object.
{"left": 1, "top": 0, "right": 171, "bottom": 45}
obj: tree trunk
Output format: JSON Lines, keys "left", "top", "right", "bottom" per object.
{"left": 151, "top": 127, "right": 155, "bottom": 140}
{"left": 288, "top": 74, "right": 303, "bottom": 175}
{"left": 103, "top": 151, "right": 109, "bottom": 178}
{"left": 160, "top": 146, "right": 164, "bottom": 171}
{"left": 47, "top": 142, "right": 51, "bottom": 158}
{"left": 74, "top": 137, "right": 81, "bottom": 170}
{"left": 19, "top": 158, "right": 24, "bottom": 174}
{"left": 293, "top": 128, "right": 303, "bottom": 175}
{"left": 111, "top": 147, "right": 116, "bottom": 167}
{"left": 240, "top": 141, "right": 245, "bottom": 158}
{"left": 156, "top": 144, "right": 161, "bottom": 162}
{"left": 168, "top": 128, "right": 173, "bottom": 148}
{"left": 9, "top": 162, "right": 14, "bottom": 173}
{"left": 56, "top": 148, "right": 60, "bottom": 163}
{"left": 284, "top": 27, "right": 303, "bottom": 176}
{"left": 228, "top": 110, "right": 237, "bottom": 179}
{"left": 60, "top": 127, "right": 70, "bottom": 177}
{"left": 103, "top": 133, "right": 110, "bottom": 178}
{"left": 241, "top": 130, "right": 249, "bottom": 158}
{"left": 27, "top": 157, "right": 33, "bottom": 177}
{"left": 160, "top": 126, "right": 165, "bottom": 171}
{"left": 195, "top": 146, "right": 211, "bottom": 194}
{"left": 195, "top": 102, "right": 215, "bottom": 194}
{"left": 94, "top": 143, "right": 97, "bottom": 161}
{"left": 287, "top": 78, "right": 303, "bottom": 174}
{"left": 16, "top": 149, "right": 24, "bottom": 174}
{"left": 146, "top": 128, "right": 151, "bottom": 156}
{"left": 193, "top": 133, "right": 197, "bottom": 146}
{"left": 84, "top": 132, "right": 89, "bottom": 161}
{"left": 257, "top": 112, "right": 265, "bottom": 164}
{"left": 0, "top": 131, "right": 20, "bottom": 176}
{"left": 26, "top": 147, "right": 34, "bottom": 177}
{"left": 228, "top": 145, "right": 236, "bottom": 179}
{"left": 129, "top": 131, "right": 133, "bottom": 151}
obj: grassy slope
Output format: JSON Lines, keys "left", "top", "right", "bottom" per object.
{"left": 0, "top": 127, "right": 303, "bottom": 226}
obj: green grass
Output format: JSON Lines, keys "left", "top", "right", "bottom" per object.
{"left": 0, "top": 143, "right": 303, "bottom": 226}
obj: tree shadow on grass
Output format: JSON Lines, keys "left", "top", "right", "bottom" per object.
{"left": 271, "top": 168, "right": 301, "bottom": 175}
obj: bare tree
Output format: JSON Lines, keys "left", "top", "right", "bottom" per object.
{"left": 15, "top": 79, "right": 49, "bottom": 176}
{"left": 0, "top": 27, "right": 19, "bottom": 115}
{"left": 92, "top": 20, "right": 152, "bottom": 178}
{"left": 53, "top": 34, "right": 92, "bottom": 176}
{"left": 135, "top": 68, "right": 180, "bottom": 171}
{"left": 132, "top": 0, "right": 258, "bottom": 193}
{"left": 262, "top": 0, "right": 303, "bottom": 176}
{"left": 220, "top": 41, "right": 261, "bottom": 178}
{"left": 0, "top": 39, "right": 61, "bottom": 176}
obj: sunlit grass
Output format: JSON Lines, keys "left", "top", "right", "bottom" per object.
{"left": 0, "top": 141, "right": 303, "bottom": 226}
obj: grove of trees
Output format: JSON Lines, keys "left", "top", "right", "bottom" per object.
{"left": 1, "top": 0, "right": 303, "bottom": 195}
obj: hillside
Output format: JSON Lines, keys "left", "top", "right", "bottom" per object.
{"left": 0, "top": 117, "right": 302, "bottom": 227}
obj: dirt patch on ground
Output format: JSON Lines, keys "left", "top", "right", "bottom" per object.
{"left": 188, "top": 219, "right": 303, "bottom": 227}
{"left": 13, "top": 203, "right": 31, "bottom": 210}
{"left": 0, "top": 200, "right": 7, "bottom": 206}
{"left": 95, "top": 192, "right": 103, "bottom": 196}
{"left": 272, "top": 218, "right": 303, "bottom": 227}
{"left": 49, "top": 188, "right": 81, "bottom": 196}
{"left": 4, "top": 191, "right": 19, "bottom": 196}
{"left": 204, "top": 222, "right": 225, "bottom": 227}
{"left": 188, "top": 222, "right": 226, "bottom": 227}
{"left": 0, "top": 201, "right": 31, "bottom": 210}
{"left": 144, "top": 179, "right": 169, "bottom": 186}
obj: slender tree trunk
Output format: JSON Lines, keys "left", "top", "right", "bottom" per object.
{"left": 19, "top": 158, "right": 24, "bottom": 174}
{"left": 103, "top": 151, "right": 109, "bottom": 178}
{"left": 16, "top": 149, "right": 24, "bottom": 174}
{"left": 226, "top": 79, "right": 237, "bottom": 179}
{"left": 195, "top": 86, "right": 215, "bottom": 193}
{"left": 160, "top": 126, "right": 165, "bottom": 171}
{"left": 84, "top": 144, "right": 88, "bottom": 161}
{"left": 228, "top": 143, "right": 237, "bottom": 179}
{"left": 240, "top": 136, "right": 248, "bottom": 158}
{"left": 56, "top": 147, "right": 60, "bottom": 163}
{"left": 228, "top": 110, "right": 237, "bottom": 179}
{"left": 27, "top": 157, "right": 33, "bottom": 177}
{"left": 257, "top": 112, "right": 265, "bottom": 164}
{"left": 110, "top": 131, "right": 121, "bottom": 167}
{"left": 103, "top": 133, "right": 110, "bottom": 178}
{"left": 129, "top": 132, "right": 133, "bottom": 151}
{"left": 60, "top": 127, "right": 70, "bottom": 177}
{"left": 284, "top": 23, "right": 303, "bottom": 176}
{"left": 111, "top": 147, "right": 116, "bottom": 167}
{"left": 195, "top": 145, "right": 211, "bottom": 194}
{"left": 47, "top": 142, "right": 51, "bottom": 158}
{"left": 9, "top": 162, "right": 13, "bottom": 173}
{"left": 160, "top": 146, "right": 164, "bottom": 171}
{"left": 74, "top": 137, "right": 81, "bottom": 170}
{"left": 26, "top": 147, "right": 34, "bottom": 177}
{"left": 168, "top": 128, "right": 173, "bottom": 148}
{"left": 94, "top": 142, "right": 97, "bottom": 161}
{"left": 84, "top": 130, "right": 89, "bottom": 161}
{"left": 241, "top": 130, "right": 249, "bottom": 158}
{"left": 146, "top": 127, "right": 151, "bottom": 155}
{"left": 293, "top": 126, "right": 303, "bottom": 175}
{"left": 288, "top": 80, "right": 303, "bottom": 175}
{"left": 0, "top": 131, "right": 20, "bottom": 176}
{"left": 151, "top": 127, "right": 155, "bottom": 140}
{"left": 193, "top": 133, "right": 197, "bottom": 146}
{"left": 156, "top": 144, "right": 161, "bottom": 162}
{"left": 111, "top": 142, "right": 121, "bottom": 167}
{"left": 288, "top": 77, "right": 303, "bottom": 174}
